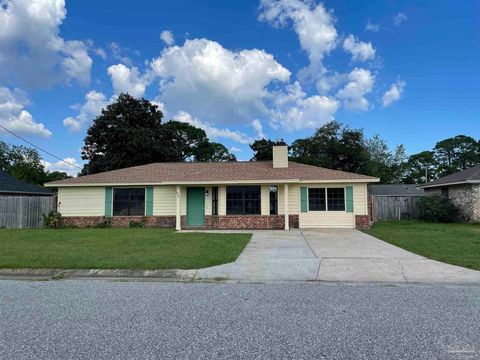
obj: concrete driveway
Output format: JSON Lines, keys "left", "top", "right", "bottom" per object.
{"left": 197, "top": 229, "right": 480, "bottom": 283}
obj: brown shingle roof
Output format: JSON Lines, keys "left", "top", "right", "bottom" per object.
{"left": 45, "top": 161, "right": 378, "bottom": 186}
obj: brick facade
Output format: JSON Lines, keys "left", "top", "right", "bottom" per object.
{"left": 355, "top": 215, "right": 370, "bottom": 229}
{"left": 425, "top": 184, "right": 480, "bottom": 222}
{"left": 204, "top": 215, "right": 286, "bottom": 230}
{"left": 62, "top": 216, "right": 176, "bottom": 228}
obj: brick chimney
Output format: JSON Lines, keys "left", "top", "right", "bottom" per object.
{"left": 272, "top": 144, "right": 288, "bottom": 168}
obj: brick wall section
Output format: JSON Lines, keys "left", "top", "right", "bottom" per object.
{"left": 355, "top": 215, "right": 370, "bottom": 229}
{"left": 425, "top": 184, "right": 480, "bottom": 222}
{"left": 289, "top": 214, "right": 299, "bottom": 228}
{"left": 62, "top": 216, "right": 177, "bottom": 228}
{"left": 204, "top": 215, "right": 286, "bottom": 230}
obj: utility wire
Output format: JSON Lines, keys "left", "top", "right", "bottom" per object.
{"left": 0, "top": 124, "right": 83, "bottom": 170}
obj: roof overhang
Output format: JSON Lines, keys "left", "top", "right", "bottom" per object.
{"left": 418, "top": 180, "right": 480, "bottom": 189}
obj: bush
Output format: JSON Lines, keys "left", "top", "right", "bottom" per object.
{"left": 418, "top": 194, "right": 458, "bottom": 223}
{"left": 129, "top": 218, "right": 146, "bottom": 228}
{"left": 42, "top": 211, "right": 63, "bottom": 229}
{"left": 92, "top": 219, "right": 111, "bottom": 228}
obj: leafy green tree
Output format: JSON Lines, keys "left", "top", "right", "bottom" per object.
{"left": 250, "top": 139, "right": 287, "bottom": 161}
{"left": 163, "top": 120, "right": 210, "bottom": 161}
{"left": 403, "top": 151, "right": 437, "bottom": 184}
{"left": 291, "top": 121, "right": 371, "bottom": 174}
{"left": 81, "top": 93, "right": 171, "bottom": 174}
{"left": 434, "top": 135, "right": 480, "bottom": 176}
{"left": 365, "top": 135, "right": 407, "bottom": 183}
{"left": 194, "top": 142, "right": 236, "bottom": 162}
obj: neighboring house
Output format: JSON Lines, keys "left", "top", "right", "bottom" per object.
{"left": 368, "top": 184, "right": 424, "bottom": 222}
{"left": 45, "top": 145, "right": 379, "bottom": 229}
{"left": 419, "top": 165, "right": 480, "bottom": 222}
{"left": 0, "top": 170, "right": 55, "bottom": 228}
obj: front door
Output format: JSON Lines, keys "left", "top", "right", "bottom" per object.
{"left": 186, "top": 187, "right": 205, "bottom": 227}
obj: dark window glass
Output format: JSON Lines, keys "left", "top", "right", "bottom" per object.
{"left": 327, "top": 188, "right": 345, "bottom": 211}
{"left": 226, "top": 186, "right": 261, "bottom": 215}
{"left": 308, "top": 188, "right": 326, "bottom": 211}
{"left": 113, "top": 188, "right": 145, "bottom": 216}
{"left": 212, "top": 187, "right": 218, "bottom": 216}
{"left": 269, "top": 186, "right": 278, "bottom": 215}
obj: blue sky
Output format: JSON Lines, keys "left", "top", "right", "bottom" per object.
{"left": 0, "top": 0, "right": 479, "bottom": 174}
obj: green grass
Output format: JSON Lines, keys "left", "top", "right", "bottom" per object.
{"left": 364, "top": 221, "right": 480, "bottom": 270}
{"left": 0, "top": 228, "right": 251, "bottom": 270}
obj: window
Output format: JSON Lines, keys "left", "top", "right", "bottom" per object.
{"left": 226, "top": 186, "right": 261, "bottom": 215}
{"left": 212, "top": 187, "right": 218, "bottom": 215}
{"left": 308, "top": 188, "right": 326, "bottom": 211}
{"left": 113, "top": 188, "right": 145, "bottom": 216}
{"left": 327, "top": 188, "right": 345, "bottom": 211}
{"left": 269, "top": 186, "right": 278, "bottom": 215}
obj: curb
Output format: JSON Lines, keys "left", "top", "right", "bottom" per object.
{"left": 0, "top": 268, "right": 198, "bottom": 281}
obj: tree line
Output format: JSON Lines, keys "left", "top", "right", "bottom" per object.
{"left": 1, "top": 93, "right": 478, "bottom": 185}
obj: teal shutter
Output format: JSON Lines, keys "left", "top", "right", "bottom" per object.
{"left": 146, "top": 186, "right": 154, "bottom": 216}
{"left": 105, "top": 187, "right": 113, "bottom": 216}
{"left": 300, "top": 187, "right": 308, "bottom": 213}
{"left": 345, "top": 186, "right": 354, "bottom": 212}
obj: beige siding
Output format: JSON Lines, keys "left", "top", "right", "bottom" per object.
{"left": 218, "top": 186, "right": 227, "bottom": 216}
{"left": 58, "top": 187, "right": 105, "bottom": 216}
{"left": 272, "top": 146, "right": 288, "bottom": 168}
{"left": 153, "top": 186, "right": 176, "bottom": 216}
{"left": 204, "top": 186, "right": 212, "bottom": 216}
{"left": 261, "top": 185, "right": 270, "bottom": 215}
{"left": 298, "top": 183, "right": 368, "bottom": 228}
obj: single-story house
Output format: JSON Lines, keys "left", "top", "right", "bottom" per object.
{"left": 419, "top": 164, "right": 480, "bottom": 222}
{"left": 0, "top": 170, "right": 54, "bottom": 196}
{"left": 45, "top": 145, "right": 379, "bottom": 229}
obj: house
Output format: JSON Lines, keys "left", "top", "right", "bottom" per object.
{"left": 419, "top": 165, "right": 480, "bottom": 222}
{"left": 0, "top": 170, "right": 54, "bottom": 196}
{"left": 44, "top": 145, "right": 379, "bottom": 229}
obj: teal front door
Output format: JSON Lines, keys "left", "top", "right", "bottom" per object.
{"left": 186, "top": 187, "right": 205, "bottom": 226}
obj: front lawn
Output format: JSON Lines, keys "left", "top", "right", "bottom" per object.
{"left": 364, "top": 221, "right": 480, "bottom": 270}
{"left": 0, "top": 228, "right": 251, "bottom": 270}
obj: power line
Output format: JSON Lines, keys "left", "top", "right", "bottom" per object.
{"left": 0, "top": 124, "right": 83, "bottom": 170}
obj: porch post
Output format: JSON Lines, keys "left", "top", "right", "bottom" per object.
{"left": 284, "top": 184, "right": 289, "bottom": 230}
{"left": 175, "top": 185, "right": 181, "bottom": 231}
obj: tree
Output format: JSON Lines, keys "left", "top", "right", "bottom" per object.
{"left": 81, "top": 93, "right": 171, "bottom": 174}
{"left": 403, "top": 151, "right": 437, "bottom": 184}
{"left": 163, "top": 120, "right": 210, "bottom": 161}
{"left": 434, "top": 135, "right": 480, "bottom": 176}
{"left": 291, "top": 121, "right": 371, "bottom": 174}
{"left": 365, "top": 135, "right": 407, "bottom": 183}
{"left": 194, "top": 142, "right": 237, "bottom": 162}
{"left": 250, "top": 139, "right": 286, "bottom": 161}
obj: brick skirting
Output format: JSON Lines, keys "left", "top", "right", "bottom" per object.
{"left": 62, "top": 216, "right": 177, "bottom": 228}
{"left": 355, "top": 215, "right": 370, "bottom": 229}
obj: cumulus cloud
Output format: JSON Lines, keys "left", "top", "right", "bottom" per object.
{"left": 382, "top": 80, "right": 406, "bottom": 107}
{"left": 394, "top": 12, "right": 407, "bottom": 26}
{"left": 0, "top": 0, "right": 92, "bottom": 88}
{"left": 0, "top": 87, "right": 51, "bottom": 137}
{"left": 230, "top": 146, "right": 241, "bottom": 153}
{"left": 160, "top": 30, "right": 175, "bottom": 46}
{"left": 258, "top": 0, "right": 337, "bottom": 66}
{"left": 342, "top": 35, "right": 376, "bottom": 62}
{"left": 42, "top": 157, "right": 81, "bottom": 177}
{"left": 174, "top": 111, "right": 251, "bottom": 144}
{"left": 150, "top": 38, "right": 290, "bottom": 124}
{"left": 108, "top": 64, "right": 149, "bottom": 97}
{"left": 365, "top": 21, "right": 380, "bottom": 32}
{"left": 336, "top": 68, "right": 374, "bottom": 111}
{"left": 63, "top": 91, "right": 109, "bottom": 132}
{"left": 251, "top": 119, "right": 266, "bottom": 139}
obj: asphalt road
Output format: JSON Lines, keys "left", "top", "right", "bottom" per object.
{"left": 1, "top": 280, "right": 479, "bottom": 360}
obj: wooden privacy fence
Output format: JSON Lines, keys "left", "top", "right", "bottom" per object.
{"left": 0, "top": 195, "right": 56, "bottom": 229}
{"left": 371, "top": 196, "right": 423, "bottom": 222}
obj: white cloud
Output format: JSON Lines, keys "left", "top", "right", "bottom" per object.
{"left": 251, "top": 119, "right": 266, "bottom": 139}
{"left": 230, "top": 146, "right": 241, "bottom": 153}
{"left": 0, "top": 0, "right": 92, "bottom": 88}
{"left": 160, "top": 30, "right": 175, "bottom": 46}
{"left": 109, "top": 42, "right": 133, "bottom": 66}
{"left": 365, "top": 21, "right": 380, "bottom": 32}
{"left": 0, "top": 87, "right": 51, "bottom": 137}
{"left": 336, "top": 68, "right": 374, "bottom": 111}
{"left": 107, "top": 64, "right": 149, "bottom": 97}
{"left": 394, "top": 12, "right": 407, "bottom": 26}
{"left": 342, "top": 34, "right": 376, "bottom": 62}
{"left": 150, "top": 38, "right": 290, "bottom": 124}
{"left": 258, "top": 0, "right": 337, "bottom": 66}
{"left": 382, "top": 80, "right": 406, "bottom": 107}
{"left": 42, "top": 157, "right": 81, "bottom": 177}
{"left": 174, "top": 111, "right": 251, "bottom": 144}
{"left": 63, "top": 91, "right": 109, "bottom": 132}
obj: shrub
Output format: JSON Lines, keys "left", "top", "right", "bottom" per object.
{"left": 93, "top": 219, "right": 111, "bottom": 228}
{"left": 42, "top": 211, "right": 63, "bottom": 229}
{"left": 418, "top": 194, "right": 458, "bottom": 223}
{"left": 129, "top": 218, "right": 146, "bottom": 228}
